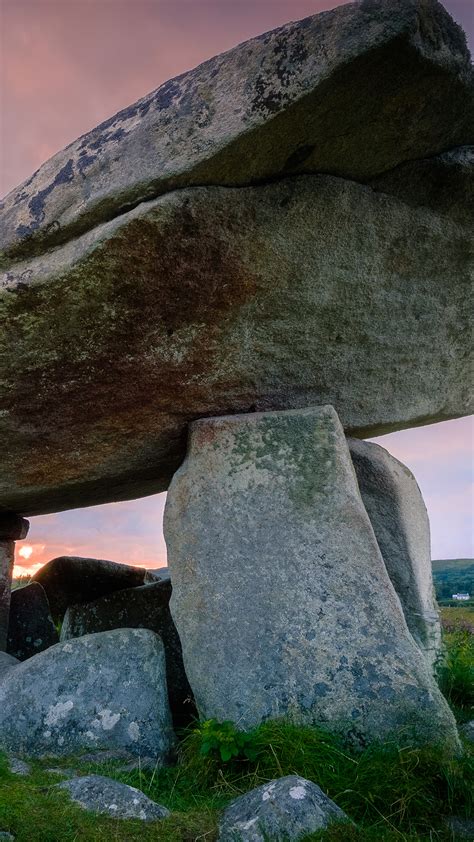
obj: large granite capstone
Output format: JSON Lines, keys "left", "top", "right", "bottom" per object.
{"left": 0, "top": 0, "right": 472, "bottom": 516}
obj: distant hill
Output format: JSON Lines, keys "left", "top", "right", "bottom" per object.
{"left": 432, "top": 559, "right": 473, "bottom": 602}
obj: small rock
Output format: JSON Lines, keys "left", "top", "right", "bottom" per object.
{"left": 7, "top": 582, "right": 58, "bottom": 661}
{"left": 58, "top": 774, "right": 170, "bottom": 821}
{"left": 8, "top": 757, "right": 30, "bottom": 776}
{"left": 0, "top": 652, "right": 19, "bottom": 681}
{"left": 460, "top": 721, "right": 474, "bottom": 743}
{"left": 218, "top": 775, "right": 348, "bottom": 841}
{"left": 0, "top": 833, "right": 15, "bottom": 841}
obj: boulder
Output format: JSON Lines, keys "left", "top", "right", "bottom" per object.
{"left": 57, "top": 775, "right": 169, "bottom": 821}
{"left": 218, "top": 776, "right": 348, "bottom": 841}
{"left": 1, "top": 170, "right": 472, "bottom": 516}
{"left": 33, "top": 556, "right": 149, "bottom": 620}
{"left": 7, "top": 581, "right": 58, "bottom": 660}
{"left": 164, "top": 406, "right": 459, "bottom": 747}
{"left": 348, "top": 438, "right": 441, "bottom": 668}
{"left": 2, "top": 0, "right": 472, "bottom": 262}
{"left": 61, "top": 580, "right": 194, "bottom": 726}
{"left": 0, "top": 651, "right": 19, "bottom": 680}
{"left": 0, "top": 628, "right": 175, "bottom": 759}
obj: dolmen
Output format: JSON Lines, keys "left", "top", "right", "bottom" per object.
{"left": 0, "top": 0, "right": 472, "bottom": 516}
{"left": 0, "top": 0, "right": 472, "bottom": 754}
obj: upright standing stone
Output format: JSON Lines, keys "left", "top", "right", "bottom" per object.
{"left": 164, "top": 406, "right": 458, "bottom": 748}
{"left": 348, "top": 438, "right": 441, "bottom": 668}
{"left": 0, "top": 513, "right": 29, "bottom": 651}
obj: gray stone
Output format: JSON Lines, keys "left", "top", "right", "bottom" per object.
{"left": 0, "top": 834, "right": 14, "bottom": 841}
{"left": 460, "top": 720, "right": 474, "bottom": 743}
{"left": 0, "top": 170, "right": 472, "bottom": 516}
{"left": 7, "top": 582, "right": 58, "bottom": 660}
{"left": 0, "top": 628, "right": 175, "bottom": 759}
{"left": 57, "top": 774, "right": 169, "bottom": 821}
{"left": 2, "top": 0, "right": 472, "bottom": 263}
{"left": 348, "top": 438, "right": 441, "bottom": 668}
{"left": 164, "top": 406, "right": 460, "bottom": 747}
{"left": 61, "top": 580, "right": 194, "bottom": 727}
{"left": 0, "top": 651, "right": 19, "bottom": 680}
{"left": 33, "top": 556, "right": 149, "bottom": 620}
{"left": 0, "top": 542, "right": 14, "bottom": 651}
{"left": 8, "top": 758, "right": 30, "bottom": 776}
{"left": 218, "top": 775, "right": 348, "bottom": 841}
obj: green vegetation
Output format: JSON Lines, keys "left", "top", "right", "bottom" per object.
{"left": 437, "top": 604, "right": 474, "bottom": 724}
{"left": 432, "top": 559, "right": 473, "bottom": 604}
{"left": 0, "top": 609, "right": 472, "bottom": 841}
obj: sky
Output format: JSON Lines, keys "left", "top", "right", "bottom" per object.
{"left": 1, "top": 0, "right": 473, "bottom": 574}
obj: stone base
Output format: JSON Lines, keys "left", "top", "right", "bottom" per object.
{"left": 164, "top": 406, "right": 458, "bottom": 749}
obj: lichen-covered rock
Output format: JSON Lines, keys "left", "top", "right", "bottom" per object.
{"left": 61, "top": 581, "right": 194, "bottom": 727}
{"left": 33, "top": 556, "right": 149, "bottom": 620}
{"left": 2, "top": 0, "right": 472, "bottom": 264}
{"left": 1, "top": 171, "right": 471, "bottom": 516}
{"left": 57, "top": 775, "right": 170, "bottom": 821}
{"left": 218, "top": 776, "right": 348, "bottom": 841}
{"left": 0, "top": 651, "right": 19, "bottom": 680}
{"left": 7, "top": 582, "right": 58, "bottom": 660}
{"left": 348, "top": 438, "right": 441, "bottom": 668}
{"left": 0, "top": 629, "right": 175, "bottom": 759}
{"left": 165, "top": 406, "right": 459, "bottom": 747}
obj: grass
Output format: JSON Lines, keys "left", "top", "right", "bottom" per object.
{"left": 0, "top": 609, "right": 472, "bottom": 841}
{"left": 437, "top": 605, "right": 474, "bottom": 724}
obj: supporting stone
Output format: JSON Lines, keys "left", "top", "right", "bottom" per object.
{"left": 164, "top": 406, "right": 458, "bottom": 748}
{"left": 0, "top": 513, "right": 29, "bottom": 651}
{"left": 348, "top": 439, "right": 441, "bottom": 669}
